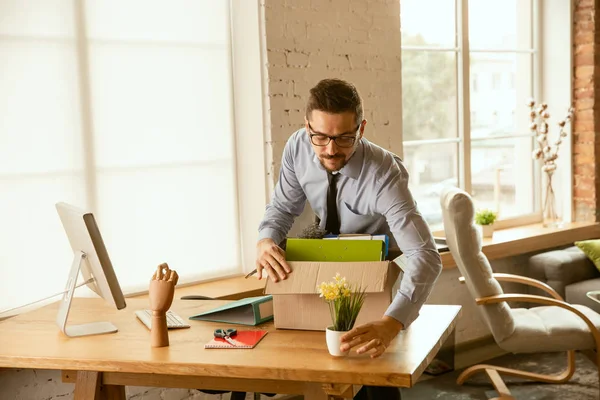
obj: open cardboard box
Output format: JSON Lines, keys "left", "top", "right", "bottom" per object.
{"left": 264, "top": 260, "right": 402, "bottom": 331}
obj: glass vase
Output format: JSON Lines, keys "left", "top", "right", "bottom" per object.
{"left": 542, "top": 169, "right": 562, "bottom": 228}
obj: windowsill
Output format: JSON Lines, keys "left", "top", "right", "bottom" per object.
{"left": 439, "top": 221, "right": 600, "bottom": 269}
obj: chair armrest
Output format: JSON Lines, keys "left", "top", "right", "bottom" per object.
{"left": 475, "top": 293, "right": 600, "bottom": 348}
{"left": 459, "top": 273, "right": 563, "bottom": 301}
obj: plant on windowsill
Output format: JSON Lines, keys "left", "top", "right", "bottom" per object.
{"left": 318, "top": 273, "right": 367, "bottom": 357}
{"left": 475, "top": 209, "right": 497, "bottom": 238}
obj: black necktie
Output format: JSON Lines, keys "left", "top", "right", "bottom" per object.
{"left": 325, "top": 173, "right": 340, "bottom": 235}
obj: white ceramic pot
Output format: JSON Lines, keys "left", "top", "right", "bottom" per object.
{"left": 481, "top": 224, "right": 494, "bottom": 238}
{"left": 326, "top": 327, "right": 350, "bottom": 357}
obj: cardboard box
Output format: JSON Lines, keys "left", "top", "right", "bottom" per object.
{"left": 264, "top": 260, "right": 402, "bottom": 331}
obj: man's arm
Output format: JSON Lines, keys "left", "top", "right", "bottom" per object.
{"left": 258, "top": 136, "right": 307, "bottom": 245}
{"left": 340, "top": 160, "right": 442, "bottom": 358}
{"left": 375, "top": 161, "right": 442, "bottom": 329}
{"left": 256, "top": 135, "right": 307, "bottom": 281}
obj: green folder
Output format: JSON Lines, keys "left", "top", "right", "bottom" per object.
{"left": 189, "top": 295, "right": 273, "bottom": 326}
{"left": 285, "top": 238, "right": 384, "bottom": 262}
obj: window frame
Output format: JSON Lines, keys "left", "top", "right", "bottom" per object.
{"left": 400, "top": 0, "right": 552, "bottom": 231}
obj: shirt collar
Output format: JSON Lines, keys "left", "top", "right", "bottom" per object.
{"left": 311, "top": 139, "right": 364, "bottom": 180}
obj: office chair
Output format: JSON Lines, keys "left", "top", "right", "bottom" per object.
{"left": 440, "top": 186, "right": 600, "bottom": 399}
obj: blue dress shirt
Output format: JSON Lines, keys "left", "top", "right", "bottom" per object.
{"left": 258, "top": 128, "right": 442, "bottom": 328}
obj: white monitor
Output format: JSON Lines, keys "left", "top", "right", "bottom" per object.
{"left": 55, "top": 202, "right": 126, "bottom": 337}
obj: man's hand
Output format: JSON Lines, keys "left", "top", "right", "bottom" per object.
{"left": 340, "top": 316, "right": 404, "bottom": 358}
{"left": 256, "top": 238, "right": 291, "bottom": 282}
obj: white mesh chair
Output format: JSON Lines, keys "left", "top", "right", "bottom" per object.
{"left": 440, "top": 187, "right": 600, "bottom": 400}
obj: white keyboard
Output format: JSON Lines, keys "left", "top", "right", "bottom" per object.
{"left": 135, "top": 309, "right": 190, "bottom": 330}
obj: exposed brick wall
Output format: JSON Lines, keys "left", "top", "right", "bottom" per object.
{"left": 573, "top": 0, "right": 600, "bottom": 221}
{"left": 262, "top": 0, "right": 403, "bottom": 185}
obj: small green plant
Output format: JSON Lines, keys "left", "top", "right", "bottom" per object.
{"left": 318, "top": 273, "right": 367, "bottom": 332}
{"left": 475, "top": 209, "right": 497, "bottom": 226}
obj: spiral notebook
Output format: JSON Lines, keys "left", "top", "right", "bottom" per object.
{"left": 204, "top": 330, "right": 269, "bottom": 349}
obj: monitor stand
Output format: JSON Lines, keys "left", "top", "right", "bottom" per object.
{"left": 56, "top": 250, "right": 118, "bottom": 337}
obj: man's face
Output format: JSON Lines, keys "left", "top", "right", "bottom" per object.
{"left": 306, "top": 110, "right": 365, "bottom": 172}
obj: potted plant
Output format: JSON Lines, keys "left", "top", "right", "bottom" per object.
{"left": 475, "top": 209, "right": 497, "bottom": 238}
{"left": 317, "top": 273, "right": 367, "bottom": 356}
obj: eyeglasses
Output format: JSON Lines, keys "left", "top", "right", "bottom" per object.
{"left": 307, "top": 123, "right": 360, "bottom": 148}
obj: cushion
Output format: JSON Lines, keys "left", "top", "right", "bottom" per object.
{"left": 500, "top": 304, "right": 600, "bottom": 353}
{"left": 565, "top": 277, "right": 600, "bottom": 314}
{"left": 575, "top": 239, "right": 600, "bottom": 272}
{"left": 528, "top": 246, "right": 599, "bottom": 298}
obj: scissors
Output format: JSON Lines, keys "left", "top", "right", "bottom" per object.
{"left": 214, "top": 328, "right": 237, "bottom": 346}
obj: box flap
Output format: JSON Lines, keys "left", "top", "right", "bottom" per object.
{"left": 264, "top": 261, "right": 395, "bottom": 295}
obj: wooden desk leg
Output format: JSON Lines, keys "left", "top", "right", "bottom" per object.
{"left": 73, "top": 371, "right": 126, "bottom": 400}
{"left": 303, "top": 383, "right": 354, "bottom": 400}
{"left": 425, "top": 327, "right": 456, "bottom": 376}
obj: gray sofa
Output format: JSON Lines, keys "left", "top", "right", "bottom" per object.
{"left": 528, "top": 245, "right": 600, "bottom": 313}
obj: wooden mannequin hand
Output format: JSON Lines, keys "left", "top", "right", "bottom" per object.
{"left": 148, "top": 263, "right": 178, "bottom": 348}
{"left": 149, "top": 263, "right": 179, "bottom": 314}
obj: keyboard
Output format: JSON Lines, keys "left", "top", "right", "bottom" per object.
{"left": 135, "top": 309, "right": 190, "bottom": 330}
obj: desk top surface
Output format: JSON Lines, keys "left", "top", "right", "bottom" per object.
{"left": 0, "top": 297, "right": 460, "bottom": 387}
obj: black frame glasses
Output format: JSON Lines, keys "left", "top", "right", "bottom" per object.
{"left": 307, "top": 122, "right": 361, "bottom": 148}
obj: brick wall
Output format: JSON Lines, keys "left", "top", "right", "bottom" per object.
{"left": 262, "top": 0, "right": 403, "bottom": 234}
{"left": 262, "top": 0, "right": 403, "bottom": 185}
{"left": 573, "top": 0, "right": 600, "bottom": 221}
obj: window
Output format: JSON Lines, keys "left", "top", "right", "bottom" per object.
{"left": 400, "top": 0, "right": 539, "bottom": 230}
{"left": 0, "top": 1, "right": 259, "bottom": 314}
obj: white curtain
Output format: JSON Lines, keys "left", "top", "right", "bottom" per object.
{"left": 0, "top": 0, "right": 241, "bottom": 313}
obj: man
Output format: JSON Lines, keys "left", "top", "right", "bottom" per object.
{"left": 256, "top": 78, "right": 442, "bottom": 400}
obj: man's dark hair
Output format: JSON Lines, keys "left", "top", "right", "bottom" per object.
{"left": 305, "top": 78, "right": 363, "bottom": 125}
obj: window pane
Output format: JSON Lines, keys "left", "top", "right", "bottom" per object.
{"left": 96, "top": 164, "right": 240, "bottom": 291}
{"left": 469, "top": 0, "right": 533, "bottom": 50}
{"left": 0, "top": 0, "right": 75, "bottom": 38}
{"left": 0, "top": 2, "right": 239, "bottom": 315}
{"left": 401, "top": 0, "right": 456, "bottom": 48}
{"left": 0, "top": 41, "right": 83, "bottom": 174}
{"left": 470, "top": 52, "right": 533, "bottom": 136}
{"left": 401, "top": 50, "right": 457, "bottom": 141}
{"left": 405, "top": 142, "right": 459, "bottom": 230}
{"left": 90, "top": 44, "right": 233, "bottom": 167}
{"left": 470, "top": 136, "right": 535, "bottom": 219}
{"left": 85, "top": 0, "right": 229, "bottom": 45}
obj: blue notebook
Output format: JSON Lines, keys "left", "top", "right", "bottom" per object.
{"left": 189, "top": 295, "right": 273, "bottom": 326}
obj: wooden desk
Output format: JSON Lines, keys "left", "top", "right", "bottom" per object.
{"left": 0, "top": 298, "right": 461, "bottom": 400}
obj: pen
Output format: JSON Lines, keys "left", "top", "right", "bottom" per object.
{"left": 244, "top": 269, "right": 257, "bottom": 279}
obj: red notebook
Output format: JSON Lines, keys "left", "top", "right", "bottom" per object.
{"left": 204, "top": 330, "right": 268, "bottom": 349}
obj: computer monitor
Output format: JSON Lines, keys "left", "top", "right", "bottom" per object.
{"left": 55, "top": 202, "right": 126, "bottom": 337}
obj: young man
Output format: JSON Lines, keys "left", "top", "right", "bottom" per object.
{"left": 256, "top": 78, "right": 442, "bottom": 400}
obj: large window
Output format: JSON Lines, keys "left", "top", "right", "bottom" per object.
{"left": 0, "top": 1, "right": 247, "bottom": 314}
{"left": 401, "top": 0, "right": 539, "bottom": 230}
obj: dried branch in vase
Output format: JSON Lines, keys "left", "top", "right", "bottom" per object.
{"left": 528, "top": 99, "right": 574, "bottom": 171}
{"left": 527, "top": 99, "right": 573, "bottom": 228}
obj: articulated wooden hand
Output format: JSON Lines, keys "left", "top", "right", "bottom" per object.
{"left": 148, "top": 263, "right": 178, "bottom": 347}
